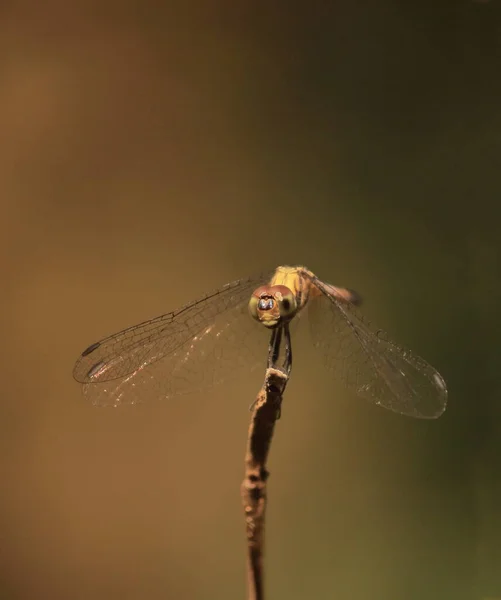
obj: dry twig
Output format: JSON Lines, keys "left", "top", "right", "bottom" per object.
{"left": 241, "top": 325, "right": 291, "bottom": 600}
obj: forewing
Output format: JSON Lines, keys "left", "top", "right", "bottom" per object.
{"left": 73, "top": 271, "right": 273, "bottom": 406}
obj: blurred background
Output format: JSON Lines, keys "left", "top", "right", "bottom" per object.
{"left": 2, "top": 1, "right": 501, "bottom": 598}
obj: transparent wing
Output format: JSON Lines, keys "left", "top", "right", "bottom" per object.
{"left": 307, "top": 276, "right": 448, "bottom": 419}
{"left": 73, "top": 272, "right": 273, "bottom": 406}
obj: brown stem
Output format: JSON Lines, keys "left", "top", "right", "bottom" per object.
{"left": 241, "top": 367, "right": 289, "bottom": 600}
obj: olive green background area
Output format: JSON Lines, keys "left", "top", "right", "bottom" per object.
{"left": 2, "top": 2, "right": 501, "bottom": 599}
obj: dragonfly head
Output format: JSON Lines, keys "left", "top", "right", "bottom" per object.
{"left": 249, "top": 285, "right": 298, "bottom": 328}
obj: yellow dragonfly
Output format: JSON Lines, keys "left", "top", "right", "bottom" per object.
{"left": 73, "top": 265, "right": 447, "bottom": 418}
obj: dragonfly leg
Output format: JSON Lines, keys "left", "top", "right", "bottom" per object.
{"left": 270, "top": 324, "right": 292, "bottom": 420}
{"left": 267, "top": 327, "right": 282, "bottom": 369}
{"left": 283, "top": 323, "right": 292, "bottom": 376}
{"left": 249, "top": 324, "right": 292, "bottom": 416}
{"left": 266, "top": 324, "right": 292, "bottom": 375}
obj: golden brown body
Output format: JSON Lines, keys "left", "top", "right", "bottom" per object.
{"left": 249, "top": 265, "right": 360, "bottom": 328}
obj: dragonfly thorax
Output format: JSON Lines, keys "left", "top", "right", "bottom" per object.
{"left": 248, "top": 284, "right": 298, "bottom": 329}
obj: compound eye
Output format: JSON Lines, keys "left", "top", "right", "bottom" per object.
{"left": 249, "top": 285, "right": 274, "bottom": 321}
{"left": 270, "top": 285, "right": 297, "bottom": 319}
{"left": 248, "top": 295, "right": 260, "bottom": 320}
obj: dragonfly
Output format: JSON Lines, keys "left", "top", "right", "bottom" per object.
{"left": 73, "top": 265, "right": 448, "bottom": 418}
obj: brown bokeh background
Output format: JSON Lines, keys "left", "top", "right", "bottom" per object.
{"left": 2, "top": 2, "right": 501, "bottom": 599}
